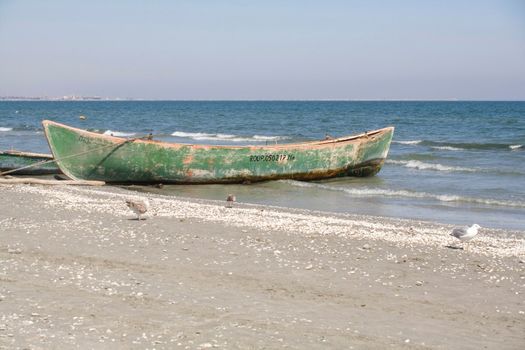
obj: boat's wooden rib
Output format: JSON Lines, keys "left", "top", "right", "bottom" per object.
{"left": 42, "top": 120, "right": 394, "bottom": 184}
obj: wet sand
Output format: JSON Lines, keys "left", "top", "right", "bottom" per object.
{"left": 1, "top": 184, "right": 524, "bottom": 349}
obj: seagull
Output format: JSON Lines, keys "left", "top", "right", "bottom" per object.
{"left": 126, "top": 198, "right": 149, "bottom": 220}
{"left": 450, "top": 224, "right": 480, "bottom": 249}
{"left": 226, "top": 194, "right": 236, "bottom": 208}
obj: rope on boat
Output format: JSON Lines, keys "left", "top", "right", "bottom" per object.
{"left": 0, "top": 136, "right": 146, "bottom": 176}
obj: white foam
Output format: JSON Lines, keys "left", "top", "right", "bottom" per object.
{"left": 0, "top": 127, "right": 13, "bottom": 132}
{"left": 217, "top": 133, "right": 236, "bottom": 138}
{"left": 193, "top": 135, "right": 247, "bottom": 142}
{"left": 509, "top": 144, "right": 522, "bottom": 150}
{"left": 282, "top": 180, "right": 525, "bottom": 208}
{"left": 253, "top": 135, "right": 282, "bottom": 141}
{"left": 393, "top": 140, "right": 422, "bottom": 145}
{"left": 171, "top": 130, "right": 287, "bottom": 143}
{"left": 171, "top": 131, "right": 222, "bottom": 138}
{"left": 431, "top": 146, "right": 462, "bottom": 151}
{"left": 103, "top": 130, "right": 136, "bottom": 137}
{"left": 387, "top": 160, "right": 476, "bottom": 172}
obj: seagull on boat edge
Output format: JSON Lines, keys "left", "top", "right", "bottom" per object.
{"left": 126, "top": 198, "right": 150, "bottom": 220}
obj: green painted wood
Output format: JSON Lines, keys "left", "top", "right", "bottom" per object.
{"left": 0, "top": 151, "right": 61, "bottom": 175}
{"left": 43, "top": 120, "right": 394, "bottom": 184}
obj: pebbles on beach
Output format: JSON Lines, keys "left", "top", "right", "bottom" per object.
{"left": 0, "top": 183, "right": 524, "bottom": 349}
{"left": 7, "top": 183, "right": 522, "bottom": 259}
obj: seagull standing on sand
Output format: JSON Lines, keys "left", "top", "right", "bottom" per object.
{"left": 450, "top": 224, "right": 480, "bottom": 249}
{"left": 126, "top": 199, "right": 149, "bottom": 220}
{"left": 226, "top": 194, "right": 236, "bottom": 208}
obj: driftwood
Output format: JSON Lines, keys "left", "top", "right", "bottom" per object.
{"left": 0, "top": 177, "right": 105, "bottom": 186}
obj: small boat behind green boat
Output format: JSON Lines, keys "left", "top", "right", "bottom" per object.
{"left": 0, "top": 150, "right": 61, "bottom": 175}
{"left": 43, "top": 120, "right": 394, "bottom": 184}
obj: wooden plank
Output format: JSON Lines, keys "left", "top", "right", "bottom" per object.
{"left": 0, "top": 151, "right": 61, "bottom": 175}
{"left": 0, "top": 177, "right": 105, "bottom": 186}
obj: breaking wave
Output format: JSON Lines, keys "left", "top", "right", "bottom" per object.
{"left": 393, "top": 140, "right": 422, "bottom": 145}
{"left": 0, "top": 125, "right": 42, "bottom": 135}
{"left": 103, "top": 130, "right": 136, "bottom": 137}
{"left": 282, "top": 180, "right": 525, "bottom": 208}
{"left": 431, "top": 146, "right": 462, "bottom": 151}
{"left": 424, "top": 141, "right": 524, "bottom": 151}
{"left": 171, "top": 130, "right": 288, "bottom": 143}
{"left": 394, "top": 139, "right": 522, "bottom": 151}
{"left": 386, "top": 160, "right": 477, "bottom": 172}
{"left": 172, "top": 131, "right": 234, "bottom": 139}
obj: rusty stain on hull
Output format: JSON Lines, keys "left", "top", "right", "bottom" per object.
{"left": 42, "top": 120, "right": 394, "bottom": 184}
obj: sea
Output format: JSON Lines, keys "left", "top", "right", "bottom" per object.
{"left": 0, "top": 101, "right": 524, "bottom": 230}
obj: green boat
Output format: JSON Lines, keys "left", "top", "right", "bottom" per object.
{"left": 43, "top": 120, "right": 394, "bottom": 184}
{"left": 0, "top": 150, "right": 61, "bottom": 175}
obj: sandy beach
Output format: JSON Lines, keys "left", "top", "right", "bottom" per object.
{"left": 0, "top": 183, "right": 524, "bottom": 349}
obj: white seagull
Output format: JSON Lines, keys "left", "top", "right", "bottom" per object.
{"left": 126, "top": 198, "right": 149, "bottom": 220}
{"left": 450, "top": 224, "right": 480, "bottom": 249}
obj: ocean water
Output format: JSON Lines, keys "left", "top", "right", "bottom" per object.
{"left": 0, "top": 101, "right": 524, "bottom": 230}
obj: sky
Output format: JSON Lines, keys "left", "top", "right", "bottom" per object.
{"left": 0, "top": 0, "right": 524, "bottom": 100}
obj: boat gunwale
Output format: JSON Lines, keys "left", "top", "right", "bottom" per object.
{"left": 42, "top": 120, "right": 394, "bottom": 150}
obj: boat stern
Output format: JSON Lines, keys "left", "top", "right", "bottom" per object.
{"left": 347, "top": 126, "right": 394, "bottom": 177}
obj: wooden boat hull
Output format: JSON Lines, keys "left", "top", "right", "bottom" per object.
{"left": 43, "top": 120, "right": 394, "bottom": 184}
{"left": 0, "top": 150, "right": 61, "bottom": 175}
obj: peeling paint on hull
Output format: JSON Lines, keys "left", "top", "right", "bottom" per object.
{"left": 43, "top": 120, "right": 394, "bottom": 184}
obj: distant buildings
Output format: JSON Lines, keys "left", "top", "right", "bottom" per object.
{"left": 0, "top": 95, "right": 129, "bottom": 101}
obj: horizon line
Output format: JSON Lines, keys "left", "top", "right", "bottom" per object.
{"left": 1, "top": 97, "right": 525, "bottom": 102}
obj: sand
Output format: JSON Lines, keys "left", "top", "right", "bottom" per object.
{"left": 0, "top": 183, "right": 524, "bottom": 349}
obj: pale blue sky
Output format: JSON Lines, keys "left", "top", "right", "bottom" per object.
{"left": 0, "top": 0, "right": 524, "bottom": 99}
